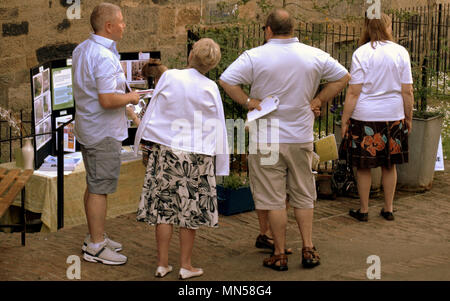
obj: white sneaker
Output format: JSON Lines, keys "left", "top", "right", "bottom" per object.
{"left": 155, "top": 265, "right": 173, "bottom": 278}
{"left": 179, "top": 267, "right": 204, "bottom": 280}
{"left": 82, "top": 240, "right": 127, "bottom": 265}
{"left": 81, "top": 233, "right": 122, "bottom": 253}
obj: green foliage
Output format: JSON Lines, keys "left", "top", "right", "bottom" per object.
{"left": 427, "top": 97, "right": 450, "bottom": 159}
{"left": 166, "top": 50, "right": 187, "bottom": 70}
{"left": 386, "top": 8, "right": 419, "bottom": 22}
{"left": 443, "top": 138, "right": 450, "bottom": 160}
{"left": 256, "top": 0, "right": 274, "bottom": 14}
{"left": 413, "top": 110, "right": 444, "bottom": 119}
{"left": 410, "top": 59, "right": 448, "bottom": 116}
{"left": 209, "top": 1, "right": 240, "bottom": 24}
{"left": 185, "top": 3, "right": 449, "bottom": 147}
{"left": 329, "top": 103, "right": 343, "bottom": 125}
{"left": 311, "top": 0, "right": 359, "bottom": 17}
{"left": 190, "top": 24, "right": 264, "bottom": 121}
{"left": 222, "top": 173, "right": 249, "bottom": 190}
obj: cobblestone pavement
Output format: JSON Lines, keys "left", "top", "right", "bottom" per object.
{"left": 1, "top": 162, "right": 449, "bottom": 281}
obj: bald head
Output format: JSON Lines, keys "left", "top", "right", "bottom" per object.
{"left": 90, "top": 3, "right": 122, "bottom": 33}
{"left": 265, "top": 8, "right": 294, "bottom": 36}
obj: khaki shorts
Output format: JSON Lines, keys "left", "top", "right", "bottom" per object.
{"left": 80, "top": 137, "right": 122, "bottom": 195}
{"left": 249, "top": 143, "right": 316, "bottom": 210}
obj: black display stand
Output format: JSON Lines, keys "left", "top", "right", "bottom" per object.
{"left": 30, "top": 62, "right": 53, "bottom": 170}
{"left": 56, "top": 117, "right": 74, "bottom": 230}
{"left": 30, "top": 51, "right": 161, "bottom": 230}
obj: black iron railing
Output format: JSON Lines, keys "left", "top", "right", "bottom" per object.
{"left": 188, "top": 5, "right": 449, "bottom": 174}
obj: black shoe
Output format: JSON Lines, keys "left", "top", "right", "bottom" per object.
{"left": 380, "top": 208, "right": 395, "bottom": 221}
{"left": 349, "top": 209, "right": 368, "bottom": 222}
{"left": 302, "top": 246, "right": 320, "bottom": 268}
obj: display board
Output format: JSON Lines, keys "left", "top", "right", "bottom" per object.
{"left": 29, "top": 52, "right": 162, "bottom": 163}
{"left": 30, "top": 62, "right": 53, "bottom": 169}
{"left": 51, "top": 59, "right": 76, "bottom": 154}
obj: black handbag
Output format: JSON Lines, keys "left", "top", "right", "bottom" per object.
{"left": 331, "top": 137, "right": 358, "bottom": 197}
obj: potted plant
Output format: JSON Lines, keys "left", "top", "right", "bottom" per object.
{"left": 0, "top": 107, "right": 32, "bottom": 169}
{"left": 396, "top": 108, "right": 444, "bottom": 192}
{"left": 396, "top": 0, "right": 445, "bottom": 191}
{"left": 217, "top": 172, "right": 255, "bottom": 216}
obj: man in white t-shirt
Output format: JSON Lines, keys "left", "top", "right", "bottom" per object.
{"left": 72, "top": 3, "right": 139, "bottom": 265}
{"left": 219, "top": 8, "right": 350, "bottom": 270}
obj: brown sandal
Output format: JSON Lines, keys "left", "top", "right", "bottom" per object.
{"left": 255, "top": 234, "right": 293, "bottom": 254}
{"left": 263, "top": 254, "right": 288, "bottom": 271}
{"left": 302, "top": 246, "right": 320, "bottom": 268}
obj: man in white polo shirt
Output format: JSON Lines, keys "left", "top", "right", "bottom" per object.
{"left": 72, "top": 2, "right": 139, "bottom": 265}
{"left": 219, "top": 8, "right": 350, "bottom": 271}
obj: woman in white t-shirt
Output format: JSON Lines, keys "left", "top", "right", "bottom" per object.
{"left": 341, "top": 13, "right": 414, "bottom": 222}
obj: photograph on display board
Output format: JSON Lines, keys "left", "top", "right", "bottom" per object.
{"left": 121, "top": 59, "right": 147, "bottom": 84}
{"left": 34, "top": 96, "right": 44, "bottom": 125}
{"left": 64, "top": 121, "right": 76, "bottom": 152}
{"left": 56, "top": 116, "right": 76, "bottom": 152}
{"left": 43, "top": 116, "right": 52, "bottom": 144}
{"left": 131, "top": 60, "right": 146, "bottom": 82}
{"left": 35, "top": 121, "right": 44, "bottom": 150}
{"left": 42, "top": 68, "right": 50, "bottom": 93}
{"left": 35, "top": 116, "right": 52, "bottom": 151}
{"left": 33, "top": 73, "right": 43, "bottom": 100}
{"left": 43, "top": 91, "right": 52, "bottom": 118}
{"left": 120, "top": 61, "right": 128, "bottom": 79}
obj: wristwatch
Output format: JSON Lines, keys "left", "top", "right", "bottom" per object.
{"left": 246, "top": 97, "right": 251, "bottom": 107}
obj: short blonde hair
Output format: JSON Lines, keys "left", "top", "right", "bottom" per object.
{"left": 90, "top": 3, "right": 122, "bottom": 33}
{"left": 189, "top": 38, "right": 221, "bottom": 74}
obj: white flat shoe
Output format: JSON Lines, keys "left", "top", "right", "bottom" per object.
{"left": 155, "top": 265, "right": 173, "bottom": 278}
{"left": 179, "top": 267, "right": 204, "bottom": 280}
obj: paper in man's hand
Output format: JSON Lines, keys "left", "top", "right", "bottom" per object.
{"left": 247, "top": 95, "right": 280, "bottom": 122}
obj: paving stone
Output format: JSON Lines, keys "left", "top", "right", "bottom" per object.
{"left": 0, "top": 162, "right": 449, "bottom": 281}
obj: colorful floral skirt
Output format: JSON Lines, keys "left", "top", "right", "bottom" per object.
{"left": 136, "top": 142, "right": 218, "bottom": 229}
{"left": 342, "top": 119, "right": 409, "bottom": 169}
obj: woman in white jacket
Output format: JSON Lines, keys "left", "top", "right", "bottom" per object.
{"left": 134, "top": 38, "right": 229, "bottom": 279}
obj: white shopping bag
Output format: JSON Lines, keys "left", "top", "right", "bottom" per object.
{"left": 435, "top": 135, "right": 445, "bottom": 171}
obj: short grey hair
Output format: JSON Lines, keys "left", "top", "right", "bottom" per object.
{"left": 189, "top": 38, "right": 221, "bottom": 74}
{"left": 90, "top": 3, "right": 122, "bottom": 33}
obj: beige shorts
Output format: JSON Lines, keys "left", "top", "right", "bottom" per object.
{"left": 249, "top": 143, "right": 316, "bottom": 210}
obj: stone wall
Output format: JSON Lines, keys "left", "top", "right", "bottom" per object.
{"left": 0, "top": 0, "right": 203, "bottom": 111}
{"left": 0, "top": 0, "right": 445, "bottom": 112}
{"left": 237, "top": 0, "right": 440, "bottom": 24}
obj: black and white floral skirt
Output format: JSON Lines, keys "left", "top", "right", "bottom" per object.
{"left": 136, "top": 142, "right": 218, "bottom": 229}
